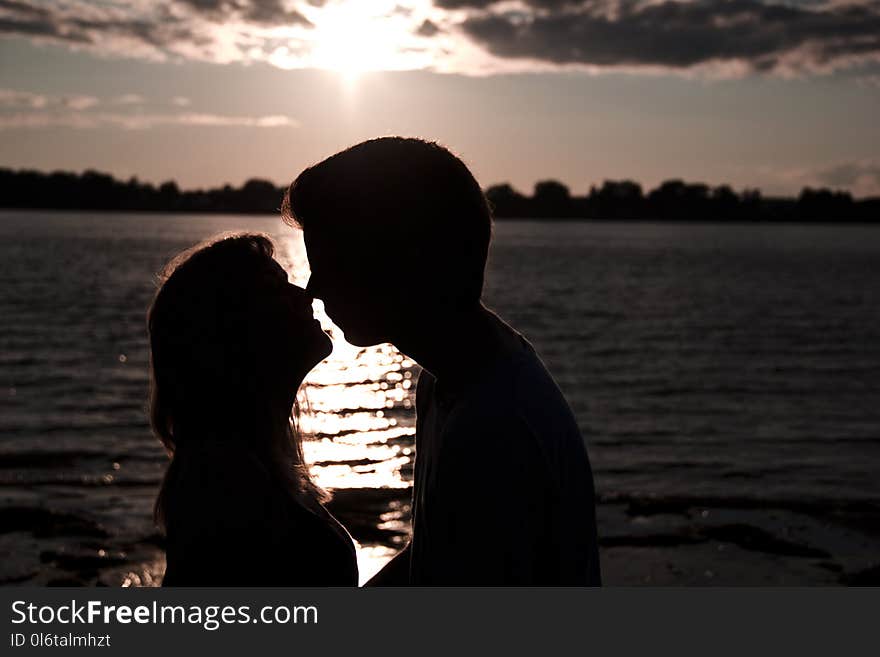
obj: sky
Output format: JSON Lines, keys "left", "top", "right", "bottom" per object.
{"left": 1, "top": 0, "right": 879, "bottom": 197}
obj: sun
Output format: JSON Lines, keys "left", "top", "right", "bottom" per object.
{"left": 306, "top": 1, "right": 429, "bottom": 79}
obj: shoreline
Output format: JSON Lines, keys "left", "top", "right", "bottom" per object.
{"left": 2, "top": 207, "right": 880, "bottom": 226}
{"left": 2, "top": 487, "right": 878, "bottom": 587}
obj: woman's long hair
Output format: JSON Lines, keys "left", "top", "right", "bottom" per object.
{"left": 148, "top": 233, "right": 328, "bottom": 532}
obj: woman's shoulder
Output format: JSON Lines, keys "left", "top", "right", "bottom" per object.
{"left": 164, "top": 447, "right": 358, "bottom": 586}
{"left": 166, "top": 443, "right": 278, "bottom": 534}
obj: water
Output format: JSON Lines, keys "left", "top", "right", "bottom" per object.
{"left": 487, "top": 222, "right": 880, "bottom": 505}
{"left": 1, "top": 211, "right": 879, "bottom": 585}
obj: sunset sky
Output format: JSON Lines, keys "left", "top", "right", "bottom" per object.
{"left": 1, "top": 0, "right": 879, "bottom": 196}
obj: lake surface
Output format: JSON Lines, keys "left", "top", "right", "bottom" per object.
{"left": 1, "top": 211, "right": 879, "bottom": 585}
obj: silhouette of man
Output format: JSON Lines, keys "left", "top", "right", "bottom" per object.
{"left": 283, "top": 137, "right": 600, "bottom": 585}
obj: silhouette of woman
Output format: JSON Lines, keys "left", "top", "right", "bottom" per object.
{"left": 148, "top": 233, "right": 357, "bottom": 586}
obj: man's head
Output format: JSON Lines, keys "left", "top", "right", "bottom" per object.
{"left": 282, "top": 137, "right": 492, "bottom": 346}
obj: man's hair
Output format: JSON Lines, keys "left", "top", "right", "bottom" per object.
{"left": 282, "top": 136, "right": 492, "bottom": 305}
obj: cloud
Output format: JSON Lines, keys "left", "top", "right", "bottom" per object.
{"left": 1, "top": 0, "right": 879, "bottom": 76}
{"left": 0, "top": 0, "right": 313, "bottom": 64}
{"left": 0, "top": 1, "right": 193, "bottom": 60}
{"left": 0, "top": 109, "right": 299, "bottom": 130}
{"left": 0, "top": 87, "right": 298, "bottom": 130}
{"left": 856, "top": 73, "right": 880, "bottom": 86}
{"left": 455, "top": 0, "right": 880, "bottom": 76}
{"left": 0, "top": 88, "right": 50, "bottom": 108}
{"left": 416, "top": 19, "right": 440, "bottom": 37}
{"left": 816, "top": 161, "right": 880, "bottom": 195}
{"left": 113, "top": 93, "right": 145, "bottom": 105}
{"left": 175, "top": 0, "right": 311, "bottom": 26}
{"left": 754, "top": 159, "right": 880, "bottom": 197}
{"left": 64, "top": 95, "right": 100, "bottom": 110}
{"left": 0, "top": 88, "right": 99, "bottom": 110}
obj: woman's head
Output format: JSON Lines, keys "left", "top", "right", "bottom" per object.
{"left": 148, "top": 233, "right": 331, "bottom": 526}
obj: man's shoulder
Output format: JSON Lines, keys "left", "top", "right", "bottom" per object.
{"left": 511, "top": 346, "right": 580, "bottom": 430}
{"left": 415, "top": 367, "right": 435, "bottom": 396}
{"left": 463, "top": 341, "right": 575, "bottom": 419}
{"left": 412, "top": 337, "right": 584, "bottom": 443}
{"left": 450, "top": 342, "right": 582, "bottom": 441}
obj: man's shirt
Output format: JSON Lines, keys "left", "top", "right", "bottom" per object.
{"left": 408, "top": 332, "right": 601, "bottom": 585}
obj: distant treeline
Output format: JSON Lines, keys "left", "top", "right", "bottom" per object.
{"left": 0, "top": 169, "right": 284, "bottom": 214}
{"left": 487, "top": 180, "right": 879, "bottom": 222}
{"left": 1, "top": 168, "right": 878, "bottom": 222}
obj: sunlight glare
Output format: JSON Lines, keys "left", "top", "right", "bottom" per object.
{"left": 306, "top": 1, "right": 431, "bottom": 79}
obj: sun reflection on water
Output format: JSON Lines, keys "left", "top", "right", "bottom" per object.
{"left": 300, "top": 336, "right": 417, "bottom": 492}
{"left": 279, "top": 231, "right": 416, "bottom": 583}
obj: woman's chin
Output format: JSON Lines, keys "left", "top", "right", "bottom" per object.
{"left": 312, "top": 326, "right": 334, "bottom": 362}
{"left": 286, "top": 323, "right": 333, "bottom": 380}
